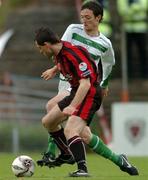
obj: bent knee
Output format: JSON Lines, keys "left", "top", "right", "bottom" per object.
{"left": 80, "top": 128, "right": 92, "bottom": 144}
{"left": 41, "top": 116, "right": 48, "bottom": 128}
{"left": 42, "top": 116, "right": 55, "bottom": 131}
{"left": 46, "top": 100, "right": 56, "bottom": 112}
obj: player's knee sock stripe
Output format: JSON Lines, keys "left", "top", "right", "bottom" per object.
{"left": 68, "top": 136, "right": 82, "bottom": 147}
{"left": 50, "top": 129, "right": 70, "bottom": 154}
{"left": 88, "top": 134, "right": 100, "bottom": 150}
{"left": 92, "top": 136, "right": 100, "bottom": 150}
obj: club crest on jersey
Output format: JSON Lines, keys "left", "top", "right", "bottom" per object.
{"left": 79, "top": 62, "right": 87, "bottom": 71}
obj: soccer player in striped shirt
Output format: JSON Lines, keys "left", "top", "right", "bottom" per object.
{"left": 38, "top": 1, "right": 114, "bottom": 165}
{"left": 35, "top": 25, "right": 138, "bottom": 177}
{"left": 35, "top": 27, "right": 102, "bottom": 177}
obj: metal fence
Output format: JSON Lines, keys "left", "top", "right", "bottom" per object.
{"left": 0, "top": 85, "right": 55, "bottom": 121}
{"left": 0, "top": 75, "right": 58, "bottom": 153}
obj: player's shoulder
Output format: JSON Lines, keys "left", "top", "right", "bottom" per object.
{"left": 99, "top": 33, "right": 112, "bottom": 47}
{"left": 67, "top": 24, "right": 83, "bottom": 31}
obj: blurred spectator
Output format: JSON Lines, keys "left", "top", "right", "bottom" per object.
{"left": 117, "top": 0, "right": 148, "bottom": 79}
{"left": 2, "top": 71, "right": 13, "bottom": 86}
{"left": 0, "top": 71, "right": 14, "bottom": 120}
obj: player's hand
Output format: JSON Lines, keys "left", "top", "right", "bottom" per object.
{"left": 63, "top": 105, "right": 77, "bottom": 115}
{"left": 101, "top": 87, "right": 109, "bottom": 97}
{"left": 41, "top": 67, "right": 57, "bottom": 80}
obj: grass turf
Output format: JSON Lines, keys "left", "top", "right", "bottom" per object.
{"left": 0, "top": 153, "right": 148, "bottom": 180}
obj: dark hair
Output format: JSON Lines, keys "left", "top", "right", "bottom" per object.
{"left": 81, "top": 0, "right": 103, "bottom": 17}
{"left": 35, "top": 27, "right": 60, "bottom": 46}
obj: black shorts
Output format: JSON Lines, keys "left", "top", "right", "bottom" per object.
{"left": 58, "top": 85, "right": 102, "bottom": 125}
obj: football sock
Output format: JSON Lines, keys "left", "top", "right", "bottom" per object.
{"left": 68, "top": 136, "right": 87, "bottom": 172}
{"left": 46, "top": 135, "right": 56, "bottom": 158}
{"left": 88, "top": 134, "right": 122, "bottom": 166}
{"left": 50, "top": 128, "right": 70, "bottom": 155}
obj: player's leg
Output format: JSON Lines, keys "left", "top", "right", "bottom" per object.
{"left": 46, "top": 91, "right": 70, "bottom": 113}
{"left": 45, "top": 82, "right": 70, "bottom": 154}
{"left": 46, "top": 136, "right": 56, "bottom": 158}
{"left": 95, "top": 104, "right": 112, "bottom": 145}
{"left": 36, "top": 136, "right": 56, "bottom": 166}
{"left": 81, "top": 127, "right": 119, "bottom": 163}
{"left": 42, "top": 104, "right": 70, "bottom": 151}
{"left": 45, "top": 91, "right": 70, "bottom": 153}
{"left": 81, "top": 127, "right": 139, "bottom": 176}
{"left": 37, "top": 91, "right": 70, "bottom": 166}
{"left": 64, "top": 116, "right": 89, "bottom": 177}
{"left": 42, "top": 104, "right": 75, "bottom": 167}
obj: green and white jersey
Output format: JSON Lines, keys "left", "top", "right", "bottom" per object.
{"left": 58, "top": 24, "right": 115, "bottom": 92}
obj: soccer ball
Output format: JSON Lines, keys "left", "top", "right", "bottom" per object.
{"left": 11, "top": 155, "right": 35, "bottom": 177}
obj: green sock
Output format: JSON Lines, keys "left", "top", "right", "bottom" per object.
{"left": 46, "top": 135, "right": 57, "bottom": 158}
{"left": 88, "top": 134, "right": 122, "bottom": 166}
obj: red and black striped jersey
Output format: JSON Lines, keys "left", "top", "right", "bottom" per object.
{"left": 55, "top": 41, "right": 99, "bottom": 88}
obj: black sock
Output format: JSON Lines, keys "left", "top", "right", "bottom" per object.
{"left": 50, "top": 128, "right": 70, "bottom": 155}
{"left": 68, "top": 136, "right": 87, "bottom": 172}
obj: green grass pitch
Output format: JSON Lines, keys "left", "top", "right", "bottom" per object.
{"left": 0, "top": 153, "right": 148, "bottom": 180}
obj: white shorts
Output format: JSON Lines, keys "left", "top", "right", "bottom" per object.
{"left": 58, "top": 74, "right": 72, "bottom": 92}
